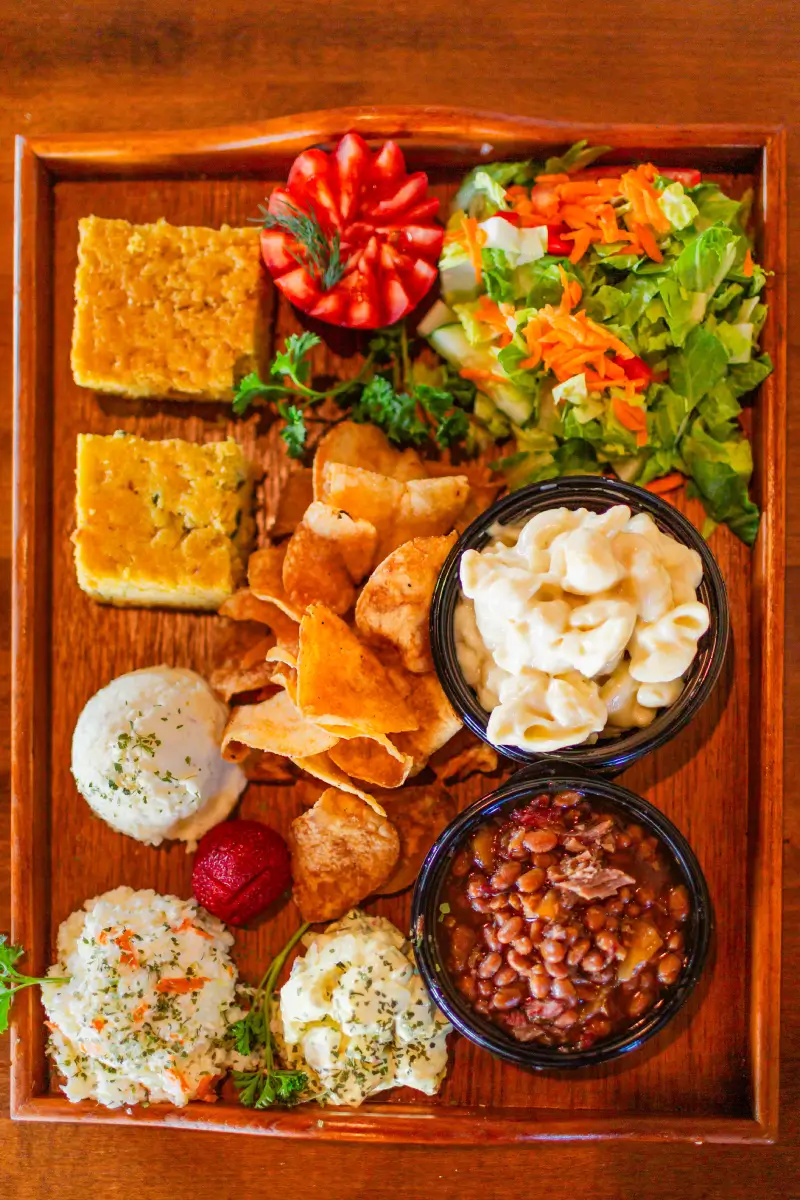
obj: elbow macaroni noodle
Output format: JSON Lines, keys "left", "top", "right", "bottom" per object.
{"left": 456, "top": 505, "right": 710, "bottom": 753}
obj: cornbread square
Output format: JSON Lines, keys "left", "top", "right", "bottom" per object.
{"left": 73, "top": 432, "right": 255, "bottom": 609}
{"left": 71, "top": 216, "right": 267, "bottom": 401}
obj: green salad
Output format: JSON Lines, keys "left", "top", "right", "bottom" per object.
{"left": 419, "top": 143, "right": 772, "bottom": 544}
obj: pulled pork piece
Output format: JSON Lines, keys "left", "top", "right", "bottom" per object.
{"left": 549, "top": 848, "right": 636, "bottom": 901}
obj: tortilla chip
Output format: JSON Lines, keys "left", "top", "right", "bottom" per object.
{"left": 374, "top": 784, "right": 457, "bottom": 895}
{"left": 210, "top": 636, "right": 278, "bottom": 702}
{"left": 270, "top": 664, "right": 298, "bottom": 704}
{"left": 291, "top": 753, "right": 382, "bottom": 813}
{"left": 221, "top": 689, "right": 338, "bottom": 759}
{"left": 290, "top": 788, "right": 400, "bottom": 922}
{"left": 329, "top": 737, "right": 413, "bottom": 789}
{"left": 423, "top": 459, "right": 496, "bottom": 487}
{"left": 282, "top": 524, "right": 356, "bottom": 615}
{"left": 297, "top": 605, "right": 418, "bottom": 736}
{"left": 388, "top": 669, "right": 463, "bottom": 774}
{"left": 355, "top": 533, "right": 457, "bottom": 673}
{"left": 456, "top": 483, "right": 502, "bottom": 534}
{"left": 313, "top": 421, "right": 426, "bottom": 498}
{"left": 320, "top": 462, "right": 403, "bottom": 544}
{"left": 242, "top": 750, "right": 296, "bottom": 783}
{"left": 383, "top": 475, "right": 470, "bottom": 557}
{"left": 272, "top": 468, "right": 314, "bottom": 537}
{"left": 218, "top": 591, "right": 299, "bottom": 653}
{"left": 430, "top": 736, "right": 500, "bottom": 783}
{"left": 266, "top": 645, "right": 298, "bottom": 668}
{"left": 248, "top": 546, "right": 303, "bottom": 620}
{"left": 391, "top": 448, "right": 428, "bottom": 482}
{"left": 303, "top": 501, "right": 378, "bottom": 582}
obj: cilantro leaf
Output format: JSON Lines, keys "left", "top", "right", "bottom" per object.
{"left": 232, "top": 923, "right": 310, "bottom": 1110}
{"left": 271, "top": 332, "right": 322, "bottom": 388}
{"left": 351, "top": 376, "right": 428, "bottom": 445}
{"left": 0, "top": 936, "right": 69, "bottom": 1035}
{"left": 277, "top": 402, "right": 308, "bottom": 459}
{"left": 232, "top": 373, "right": 289, "bottom": 416}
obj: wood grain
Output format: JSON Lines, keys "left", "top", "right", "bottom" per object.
{"left": 2, "top": 2, "right": 800, "bottom": 1195}
{"left": 10, "top": 112, "right": 785, "bottom": 1144}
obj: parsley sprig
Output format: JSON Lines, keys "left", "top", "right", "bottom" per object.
{"left": 252, "top": 198, "right": 345, "bottom": 292}
{"left": 231, "top": 922, "right": 310, "bottom": 1109}
{"left": 0, "top": 937, "right": 69, "bottom": 1034}
{"left": 233, "top": 324, "right": 473, "bottom": 458}
{"left": 233, "top": 331, "right": 371, "bottom": 457}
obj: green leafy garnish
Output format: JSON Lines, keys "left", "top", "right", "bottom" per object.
{"left": 0, "top": 936, "right": 69, "bottom": 1034}
{"left": 233, "top": 322, "right": 474, "bottom": 458}
{"left": 233, "top": 332, "right": 371, "bottom": 456}
{"left": 231, "top": 922, "right": 310, "bottom": 1109}
{"left": 253, "top": 198, "right": 344, "bottom": 292}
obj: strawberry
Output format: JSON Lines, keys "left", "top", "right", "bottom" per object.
{"left": 192, "top": 820, "right": 291, "bottom": 927}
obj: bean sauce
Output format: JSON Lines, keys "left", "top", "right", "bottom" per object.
{"left": 439, "top": 790, "right": 691, "bottom": 1050}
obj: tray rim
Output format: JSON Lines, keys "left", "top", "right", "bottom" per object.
{"left": 11, "top": 106, "right": 787, "bottom": 1145}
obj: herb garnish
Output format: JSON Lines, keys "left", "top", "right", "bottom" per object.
{"left": 252, "top": 198, "right": 345, "bottom": 292}
{"left": 0, "top": 937, "right": 69, "bottom": 1033}
{"left": 233, "top": 324, "right": 474, "bottom": 459}
{"left": 231, "top": 922, "right": 310, "bottom": 1108}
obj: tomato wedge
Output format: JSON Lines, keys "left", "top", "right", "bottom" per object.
{"left": 259, "top": 131, "right": 443, "bottom": 329}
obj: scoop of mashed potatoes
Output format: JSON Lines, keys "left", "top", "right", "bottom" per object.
{"left": 42, "top": 887, "right": 243, "bottom": 1109}
{"left": 274, "top": 909, "right": 451, "bottom": 1107}
{"left": 71, "top": 666, "right": 247, "bottom": 847}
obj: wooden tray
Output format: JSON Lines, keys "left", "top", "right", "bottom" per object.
{"left": 11, "top": 107, "right": 786, "bottom": 1143}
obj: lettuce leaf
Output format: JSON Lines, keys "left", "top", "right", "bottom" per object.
{"left": 681, "top": 418, "right": 760, "bottom": 545}
{"left": 453, "top": 161, "right": 533, "bottom": 219}
{"left": 727, "top": 353, "right": 773, "bottom": 397}
{"left": 674, "top": 224, "right": 740, "bottom": 296}
{"left": 659, "top": 278, "right": 708, "bottom": 346}
{"left": 668, "top": 325, "right": 728, "bottom": 403}
{"left": 688, "top": 183, "right": 747, "bottom": 233}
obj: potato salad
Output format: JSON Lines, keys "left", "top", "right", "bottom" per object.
{"left": 274, "top": 909, "right": 451, "bottom": 1106}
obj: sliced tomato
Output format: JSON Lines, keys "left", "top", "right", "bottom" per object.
{"left": 259, "top": 132, "right": 442, "bottom": 329}
{"left": 547, "top": 226, "right": 573, "bottom": 256}
{"left": 612, "top": 353, "right": 667, "bottom": 385}
{"left": 657, "top": 167, "right": 702, "bottom": 187}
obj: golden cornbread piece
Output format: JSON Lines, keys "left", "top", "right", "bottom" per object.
{"left": 71, "top": 216, "right": 267, "bottom": 400}
{"left": 74, "top": 432, "right": 255, "bottom": 609}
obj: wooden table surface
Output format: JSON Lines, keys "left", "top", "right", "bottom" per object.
{"left": 1, "top": 1, "right": 797, "bottom": 1195}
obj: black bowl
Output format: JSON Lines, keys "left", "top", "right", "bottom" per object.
{"left": 411, "top": 758, "right": 712, "bottom": 1070}
{"left": 430, "top": 476, "right": 730, "bottom": 774}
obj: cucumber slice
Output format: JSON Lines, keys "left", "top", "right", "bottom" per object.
{"left": 484, "top": 380, "right": 535, "bottom": 426}
{"left": 416, "top": 300, "right": 457, "bottom": 338}
{"left": 440, "top": 259, "right": 480, "bottom": 304}
{"left": 428, "top": 323, "right": 491, "bottom": 370}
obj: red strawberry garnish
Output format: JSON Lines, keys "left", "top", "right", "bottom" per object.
{"left": 192, "top": 820, "right": 291, "bottom": 926}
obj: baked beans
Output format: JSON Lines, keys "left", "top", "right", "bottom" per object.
{"left": 440, "top": 790, "right": 691, "bottom": 1050}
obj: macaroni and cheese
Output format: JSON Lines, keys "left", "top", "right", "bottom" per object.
{"left": 455, "top": 505, "right": 709, "bottom": 752}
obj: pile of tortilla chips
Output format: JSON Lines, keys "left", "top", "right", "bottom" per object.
{"left": 212, "top": 420, "right": 501, "bottom": 919}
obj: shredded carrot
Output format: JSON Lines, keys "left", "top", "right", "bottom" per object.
{"left": 167, "top": 1067, "right": 191, "bottom": 1095}
{"left": 172, "top": 917, "right": 214, "bottom": 940}
{"left": 132, "top": 1003, "right": 148, "bottom": 1023}
{"left": 565, "top": 227, "right": 594, "bottom": 264}
{"left": 743, "top": 248, "right": 754, "bottom": 278}
{"left": 155, "top": 976, "right": 210, "bottom": 995}
{"left": 613, "top": 397, "right": 649, "bottom": 446}
{"left": 644, "top": 473, "right": 685, "bottom": 495}
{"left": 474, "top": 295, "right": 514, "bottom": 345}
{"left": 92, "top": 1018, "right": 106, "bottom": 1032}
{"left": 114, "top": 929, "right": 139, "bottom": 969}
{"left": 97, "top": 930, "right": 109, "bottom": 945}
{"left": 196, "top": 1074, "right": 220, "bottom": 1103}
{"left": 45, "top": 1021, "right": 60, "bottom": 1034}
{"left": 630, "top": 222, "right": 664, "bottom": 264}
{"left": 460, "top": 215, "right": 486, "bottom": 285}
